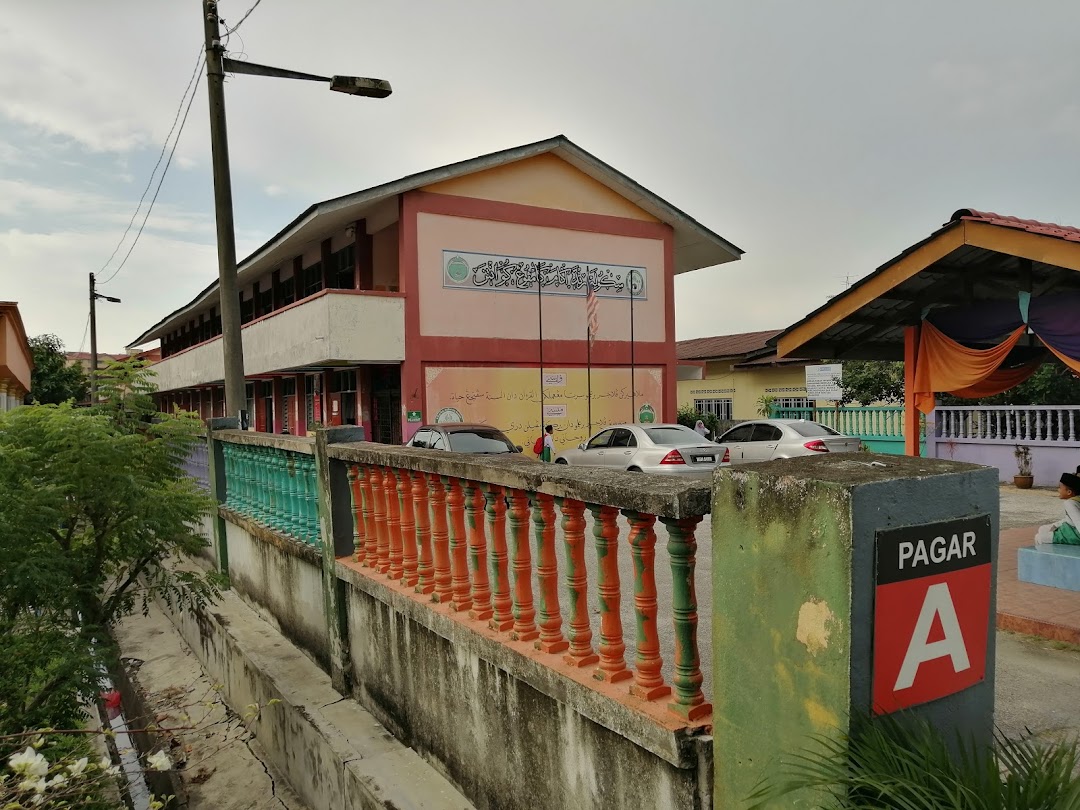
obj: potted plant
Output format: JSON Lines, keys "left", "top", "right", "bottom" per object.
{"left": 1013, "top": 444, "right": 1033, "bottom": 489}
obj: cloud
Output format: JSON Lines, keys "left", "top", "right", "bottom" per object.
{"left": 263, "top": 184, "right": 286, "bottom": 197}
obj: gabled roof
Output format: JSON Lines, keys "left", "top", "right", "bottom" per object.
{"left": 129, "top": 135, "right": 743, "bottom": 347}
{"left": 774, "top": 208, "right": 1080, "bottom": 361}
{"left": 676, "top": 329, "right": 782, "bottom": 361}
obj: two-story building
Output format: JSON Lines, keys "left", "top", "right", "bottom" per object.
{"left": 0, "top": 302, "right": 32, "bottom": 412}
{"left": 129, "top": 137, "right": 741, "bottom": 451}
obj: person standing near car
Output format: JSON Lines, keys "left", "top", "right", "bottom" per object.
{"left": 539, "top": 424, "right": 556, "bottom": 462}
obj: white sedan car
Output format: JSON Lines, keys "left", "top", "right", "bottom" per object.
{"left": 554, "top": 423, "right": 728, "bottom": 477}
{"left": 714, "top": 419, "right": 861, "bottom": 464}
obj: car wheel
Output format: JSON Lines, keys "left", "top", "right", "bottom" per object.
{"left": 555, "top": 458, "right": 568, "bottom": 465}
{"left": 627, "top": 466, "right": 642, "bottom": 472}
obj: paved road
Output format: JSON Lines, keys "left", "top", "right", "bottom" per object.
{"left": 541, "top": 484, "right": 1067, "bottom": 719}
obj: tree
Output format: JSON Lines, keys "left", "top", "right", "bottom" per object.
{"left": 0, "top": 358, "right": 220, "bottom": 735}
{"left": 835, "top": 360, "right": 905, "bottom": 405}
{"left": 28, "top": 334, "right": 88, "bottom": 405}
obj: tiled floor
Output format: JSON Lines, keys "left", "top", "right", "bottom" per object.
{"left": 997, "top": 526, "right": 1080, "bottom": 645}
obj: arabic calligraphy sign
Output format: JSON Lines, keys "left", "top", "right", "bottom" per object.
{"left": 443, "top": 250, "right": 648, "bottom": 300}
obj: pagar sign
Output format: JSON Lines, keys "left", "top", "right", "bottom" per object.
{"left": 873, "top": 515, "right": 992, "bottom": 714}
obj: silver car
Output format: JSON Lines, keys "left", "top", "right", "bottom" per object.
{"left": 715, "top": 419, "right": 860, "bottom": 464}
{"left": 405, "top": 424, "right": 525, "bottom": 455}
{"left": 554, "top": 423, "right": 728, "bottom": 477}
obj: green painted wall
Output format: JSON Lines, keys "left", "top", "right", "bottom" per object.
{"left": 711, "top": 469, "right": 854, "bottom": 809}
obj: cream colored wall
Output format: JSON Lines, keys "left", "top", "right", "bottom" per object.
{"left": 678, "top": 361, "right": 822, "bottom": 419}
{"left": 415, "top": 213, "right": 665, "bottom": 341}
{"left": 0, "top": 314, "right": 32, "bottom": 395}
{"left": 421, "top": 153, "right": 659, "bottom": 222}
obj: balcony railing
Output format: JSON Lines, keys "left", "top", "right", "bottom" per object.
{"left": 772, "top": 405, "right": 907, "bottom": 439}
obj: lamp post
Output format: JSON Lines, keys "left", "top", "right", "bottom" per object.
{"left": 89, "top": 272, "right": 122, "bottom": 403}
{"left": 201, "top": 0, "right": 391, "bottom": 427}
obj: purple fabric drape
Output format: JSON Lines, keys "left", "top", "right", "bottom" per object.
{"left": 1029, "top": 294, "right": 1080, "bottom": 360}
{"left": 927, "top": 293, "right": 1080, "bottom": 361}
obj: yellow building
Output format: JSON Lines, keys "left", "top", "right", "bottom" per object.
{"left": 676, "top": 329, "right": 827, "bottom": 420}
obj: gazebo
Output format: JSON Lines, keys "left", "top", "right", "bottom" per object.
{"left": 773, "top": 209, "right": 1080, "bottom": 456}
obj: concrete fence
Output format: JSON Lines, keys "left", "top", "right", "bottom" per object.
{"left": 189, "top": 423, "right": 1000, "bottom": 810}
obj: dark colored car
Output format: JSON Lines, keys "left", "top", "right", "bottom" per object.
{"left": 405, "top": 423, "right": 523, "bottom": 455}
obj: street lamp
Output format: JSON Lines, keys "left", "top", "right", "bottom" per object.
{"left": 202, "top": 0, "right": 392, "bottom": 427}
{"left": 89, "top": 272, "right": 122, "bottom": 403}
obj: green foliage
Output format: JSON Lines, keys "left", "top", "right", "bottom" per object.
{"left": 676, "top": 404, "right": 721, "bottom": 438}
{"left": 940, "top": 362, "right": 1080, "bottom": 407}
{"left": 836, "top": 360, "right": 906, "bottom": 405}
{"left": 28, "top": 334, "right": 89, "bottom": 405}
{"left": 756, "top": 394, "right": 777, "bottom": 417}
{"left": 0, "top": 359, "right": 220, "bottom": 735}
{"left": 747, "top": 714, "right": 1080, "bottom": 809}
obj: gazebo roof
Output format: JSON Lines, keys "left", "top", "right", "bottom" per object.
{"left": 774, "top": 209, "right": 1080, "bottom": 361}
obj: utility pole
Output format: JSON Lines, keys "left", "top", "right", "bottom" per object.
{"left": 202, "top": 0, "right": 247, "bottom": 425}
{"left": 89, "top": 272, "right": 98, "bottom": 403}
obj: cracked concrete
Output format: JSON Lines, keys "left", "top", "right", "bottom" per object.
{"left": 113, "top": 601, "right": 307, "bottom": 810}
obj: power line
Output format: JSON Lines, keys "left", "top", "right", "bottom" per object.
{"left": 223, "top": 0, "right": 263, "bottom": 35}
{"left": 75, "top": 313, "right": 90, "bottom": 355}
{"left": 98, "top": 60, "right": 205, "bottom": 286}
{"left": 98, "top": 46, "right": 204, "bottom": 286}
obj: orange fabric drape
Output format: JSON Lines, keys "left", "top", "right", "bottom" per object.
{"left": 913, "top": 321, "right": 1027, "bottom": 413}
{"left": 1044, "top": 343, "right": 1080, "bottom": 378}
{"left": 949, "top": 359, "right": 1042, "bottom": 398}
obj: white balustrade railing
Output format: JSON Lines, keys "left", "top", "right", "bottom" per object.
{"left": 934, "top": 406, "right": 1080, "bottom": 444}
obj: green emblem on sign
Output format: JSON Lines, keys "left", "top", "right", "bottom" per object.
{"left": 628, "top": 268, "right": 645, "bottom": 297}
{"left": 406, "top": 410, "right": 422, "bottom": 423}
{"left": 435, "top": 407, "right": 464, "bottom": 424}
{"left": 446, "top": 256, "right": 470, "bottom": 283}
{"left": 638, "top": 403, "right": 655, "bottom": 424}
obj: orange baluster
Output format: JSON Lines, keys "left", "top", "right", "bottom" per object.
{"left": 358, "top": 464, "right": 378, "bottom": 566}
{"left": 398, "top": 468, "right": 418, "bottom": 587}
{"left": 347, "top": 464, "right": 364, "bottom": 562}
{"left": 558, "top": 498, "right": 598, "bottom": 667}
{"left": 429, "top": 474, "right": 453, "bottom": 603}
{"left": 412, "top": 472, "right": 434, "bottom": 594}
{"left": 445, "top": 478, "right": 473, "bottom": 612}
{"left": 590, "top": 504, "right": 631, "bottom": 682}
{"left": 484, "top": 484, "right": 514, "bottom": 631}
{"left": 370, "top": 467, "right": 389, "bottom": 574}
{"left": 661, "top": 516, "right": 711, "bottom": 720}
{"left": 532, "top": 493, "right": 567, "bottom": 653}
{"left": 464, "top": 482, "right": 493, "bottom": 621}
{"left": 384, "top": 468, "right": 403, "bottom": 580}
{"left": 507, "top": 489, "right": 538, "bottom": 641}
{"left": 624, "top": 510, "right": 670, "bottom": 700}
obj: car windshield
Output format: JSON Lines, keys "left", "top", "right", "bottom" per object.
{"left": 787, "top": 422, "right": 841, "bottom": 437}
{"left": 643, "top": 426, "right": 712, "bottom": 447}
{"left": 447, "top": 430, "right": 516, "bottom": 454}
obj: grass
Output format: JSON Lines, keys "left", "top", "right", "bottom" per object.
{"left": 747, "top": 714, "right": 1080, "bottom": 809}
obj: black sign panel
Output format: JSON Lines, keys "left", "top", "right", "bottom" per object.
{"left": 875, "top": 515, "right": 991, "bottom": 585}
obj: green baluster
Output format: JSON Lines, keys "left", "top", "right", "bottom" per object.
{"left": 251, "top": 446, "right": 264, "bottom": 522}
{"left": 660, "top": 515, "right": 711, "bottom": 721}
{"left": 258, "top": 447, "right": 271, "bottom": 524}
{"left": 298, "top": 454, "right": 312, "bottom": 543}
{"left": 236, "top": 445, "right": 248, "bottom": 514}
{"left": 306, "top": 455, "right": 319, "bottom": 545}
{"left": 286, "top": 451, "right": 300, "bottom": 538}
{"left": 222, "top": 444, "right": 234, "bottom": 509}
{"left": 269, "top": 449, "right": 285, "bottom": 531}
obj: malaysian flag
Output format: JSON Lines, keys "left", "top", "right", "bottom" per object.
{"left": 586, "top": 285, "right": 599, "bottom": 342}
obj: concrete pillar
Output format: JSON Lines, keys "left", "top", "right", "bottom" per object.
{"left": 206, "top": 417, "right": 241, "bottom": 580}
{"left": 313, "top": 424, "right": 366, "bottom": 692}
{"left": 711, "top": 454, "right": 998, "bottom": 808}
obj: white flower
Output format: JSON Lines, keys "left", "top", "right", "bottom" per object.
{"left": 9, "top": 747, "right": 49, "bottom": 778}
{"left": 98, "top": 756, "right": 111, "bottom": 771}
{"left": 146, "top": 751, "right": 171, "bottom": 772}
{"left": 31, "top": 795, "right": 44, "bottom": 806}
{"left": 106, "top": 765, "right": 121, "bottom": 777}
{"left": 48, "top": 772, "right": 68, "bottom": 789}
{"left": 67, "top": 757, "right": 89, "bottom": 777}
{"left": 17, "top": 777, "right": 47, "bottom": 794}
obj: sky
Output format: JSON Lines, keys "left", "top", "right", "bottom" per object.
{"left": 3, "top": 1, "right": 1080, "bottom": 354}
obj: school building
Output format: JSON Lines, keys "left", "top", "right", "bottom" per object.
{"left": 0, "top": 302, "right": 32, "bottom": 412}
{"left": 128, "top": 137, "right": 742, "bottom": 451}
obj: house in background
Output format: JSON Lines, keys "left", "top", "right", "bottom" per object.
{"left": 676, "top": 329, "right": 828, "bottom": 420}
{"left": 0, "top": 302, "right": 33, "bottom": 412}
{"left": 127, "top": 136, "right": 742, "bottom": 452}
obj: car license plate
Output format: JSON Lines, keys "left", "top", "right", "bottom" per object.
{"left": 697, "top": 455, "right": 714, "bottom": 463}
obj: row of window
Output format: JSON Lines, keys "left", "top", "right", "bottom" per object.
{"left": 693, "top": 396, "right": 810, "bottom": 421}
{"left": 162, "top": 244, "right": 357, "bottom": 358}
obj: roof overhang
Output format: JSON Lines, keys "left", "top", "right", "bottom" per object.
{"left": 129, "top": 136, "right": 743, "bottom": 347}
{"left": 774, "top": 214, "right": 1080, "bottom": 361}
{"left": 0, "top": 301, "right": 34, "bottom": 373}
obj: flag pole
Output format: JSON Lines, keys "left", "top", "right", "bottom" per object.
{"left": 586, "top": 274, "right": 593, "bottom": 437}
{"left": 629, "top": 272, "right": 636, "bottom": 423}
{"left": 537, "top": 263, "right": 544, "bottom": 440}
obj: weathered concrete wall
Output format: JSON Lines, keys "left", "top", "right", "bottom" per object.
{"left": 711, "top": 454, "right": 999, "bottom": 808}
{"left": 222, "top": 513, "right": 330, "bottom": 671}
{"left": 341, "top": 567, "right": 711, "bottom": 810}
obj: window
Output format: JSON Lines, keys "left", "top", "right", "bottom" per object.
{"left": 282, "top": 378, "right": 296, "bottom": 434}
{"left": 259, "top": 287, "right": 273, "bottom": 317}
{"left": 240, "top": 294, "right": 254, "bottom": 324}
{"left": 281, "top": 276, "right": 296, "bottom": 306}
{"left": 643, "top": 425, "right": 707, "bottom": 446}
{"left": 329, "top": 244, "right": 355, "bottom": 289}
{"left": 773, "top": 397, "right": 810, "bottom": 410}
{"left": 447, "top": 429, "right": 517, "bottom": 454}
{"left": 610, "top": 428, "right": 637, "bottom": 448}
{"left": 720, "top": 425, "right": 755, "bottom": 443}
{"left": 430, "top": 432, "right": 446, "bottom": 450}
{"left": 750, "top": 424, "right": 783, "bottom": 442}
{"left": 411, "top": 429, "right": 433, "bottom": 449}
{"left": 586, "top": 430, "right": 614, "bottom": 450}
{"left": 787, "top": 422, "right": 840, "bottom": 437}
{"left": 302, "top": 263, "right": 323, "bottom": 298}
{"left": 694, "top": 398, "right": 733, "bottom": 420}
